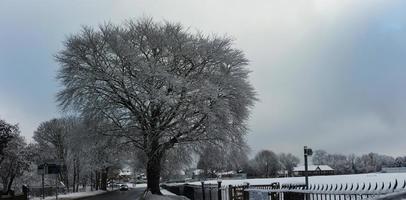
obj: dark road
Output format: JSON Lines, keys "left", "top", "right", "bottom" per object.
{"left": 80, "top": 187, "right": 145, "bottom": 200}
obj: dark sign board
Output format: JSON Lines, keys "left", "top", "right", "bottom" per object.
{"left": 304, "top": 147, "right": 313, "bottom": 156}
{"left": 38, "top": 163, "right": 66, "bottom": 175}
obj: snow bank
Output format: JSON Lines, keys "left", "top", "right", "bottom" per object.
{"left": 161, "top": 189, "right": 176, "bottom": 195}
{"left": 136, "top": 183, "right": 148, "bottom": 188}
{"left": 141, "top": 191, "right": 189, "bottom": 200}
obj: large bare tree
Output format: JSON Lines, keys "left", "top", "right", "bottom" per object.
{"left": 56, "top": 18, "right": 256, "bottom": 194}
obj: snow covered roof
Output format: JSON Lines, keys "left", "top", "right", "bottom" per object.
{"left": 119, "top": 169, "right": 132, "bottom": 176}
{"left": 216, "top": 171, "right": 237, "bottom": 176}
{"left": 293, "top": 165, "right": 334, "bottom": 172}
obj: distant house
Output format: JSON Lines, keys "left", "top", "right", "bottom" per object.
{"left": 276, "top": 169, "right": 289, "bottom": 177}
{"left": 293, "top": 165, "right": 334, "bottom": 176}
{"left": 184, "top": 168, "right": 204, "bottom": 179}
{"left": 119, "top": 168, "right": 133, "bottom": 182}
{"left": 216, "top": 170, "right": 247, "bottom": 179}
{"left": 381, "top": 167, "right": 406, "bottom": 173}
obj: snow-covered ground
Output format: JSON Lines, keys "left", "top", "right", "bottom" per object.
{"left": 29, "top": 186, "right": 123, "bottom": 200}
{"left": 143, "top": 190, "right": 189, "bottom": 200}
{"left": 186, "top": 173, "right": 406, "bottom": 187}
{"left": 31, "top": 190, "right": 107, "bottom": 200}
{"left": 135, "top": 183, "right": 148, "bottom": 188}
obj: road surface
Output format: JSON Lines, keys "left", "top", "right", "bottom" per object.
{"left": 80, "top": 187, "right": 145, "bottom": 200}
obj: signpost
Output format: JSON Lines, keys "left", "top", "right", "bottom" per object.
{"left": 37, "top": 161, "right": 65, "bottom": 200}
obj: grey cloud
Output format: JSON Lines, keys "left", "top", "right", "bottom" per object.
{"left": 1, "top": 0, "right": 406, "bottom": 158}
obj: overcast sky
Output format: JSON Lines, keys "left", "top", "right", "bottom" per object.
{"left": 1, "top": 0, "right": 406, "bottom": 158}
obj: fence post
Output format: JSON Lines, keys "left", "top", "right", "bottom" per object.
{"left": 42, "top": 172, "right": 45, "bottom": 199}
{"left": 202, "top": 181, "right": 206, "bottom": 200}
{"left": 229, "top": 185, "right": 233, "bottom": 200}
{"left": 217, "top": 180, "right": 222, "bottom": 200}
{"left": 244, "top": 183, "right": 250, "bottom": 200}
{"left": 22, "top": 185, "right": 28, "bottom": 200}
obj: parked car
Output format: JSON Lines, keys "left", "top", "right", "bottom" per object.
{"left": 120, "top": 184, "right": 129, "bottom": 191}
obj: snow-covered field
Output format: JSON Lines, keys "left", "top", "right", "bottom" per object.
{"left": 187, "top": 173, "right": 406, "bottom": 187}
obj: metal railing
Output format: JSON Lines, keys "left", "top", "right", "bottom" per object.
{"left": 245, "top": 180, "right": 406, "bottom": 200}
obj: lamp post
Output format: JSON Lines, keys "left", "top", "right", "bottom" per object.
{"left": 304, "top": 146, "right": 313, "bottom": 189}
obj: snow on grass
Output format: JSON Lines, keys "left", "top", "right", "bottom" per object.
{"left": 186, "top": 173, "right": 406, "bottom": 187}
{"left": 31, "top": 190, "right": 107, "bottom": 200}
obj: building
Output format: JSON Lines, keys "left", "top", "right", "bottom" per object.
{"left": 293, "top": 165, "right": 334, "bottom": 176}
{"left": 118, "top": 168, "right": 133, "bottom": 182}
{"left": 381, "top": 167, "right": 406, "bottom": 173}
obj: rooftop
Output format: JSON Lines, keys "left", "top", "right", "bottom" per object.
{"left": 293, "top": 165, "right": 334, "bottom": 172}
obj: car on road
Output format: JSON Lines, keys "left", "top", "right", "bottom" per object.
{"left": 120, "top": 184, "right": 129, "bottom": 191}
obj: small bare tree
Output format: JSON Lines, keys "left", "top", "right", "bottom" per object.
{"left": 56, "top": 18, "right": 256, "bottom": 194}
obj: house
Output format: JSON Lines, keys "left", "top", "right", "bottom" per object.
{"left": 118, "top": 168, "right": 133, "bottom": 182}
{"left": 293, "top": 165, "right": 334, "bottom": 176}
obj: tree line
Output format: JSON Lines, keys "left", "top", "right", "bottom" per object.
{"left": 195, "top": 148, "right": 406, "bottom": 179}
{"left": 312, "top": 149, "right": 406, "bottom": 174}
{"left": 197, "top": 148, "right": 300, "bottom": 178}
{"left": 3, "top": 114, "right": 406, "bottom": 196}
{"left": 0, "top": 117, "right": 128, "bottom": 195}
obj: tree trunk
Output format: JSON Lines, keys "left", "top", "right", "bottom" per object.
{"left": 2, "top": 179, "right": 8, "bottom": 194}
{"left": 7, "top": 175, "right": 15, "bottom": 194}
{"left": 101, "top": 167, "right": 108, "bottom": 191}
{"left": 65, "top": 171, "right": 70, "bottom": 192}
{"left": 76, "top": 167, "right": 80, "bottom": 192}
{"left": 74, "top": 159, "right": 80, "bottom": 192}
{"left": 90, "top": 172, "right": 94, "bottom": 191}
{"left": 73, "top": 160, "right": 76, "bottom": 192}
{"left": 95, "top": 171, "right": 99, "bottom": 190}
{"left": 146, "top": 153, "right": 163, "bottom": 194}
